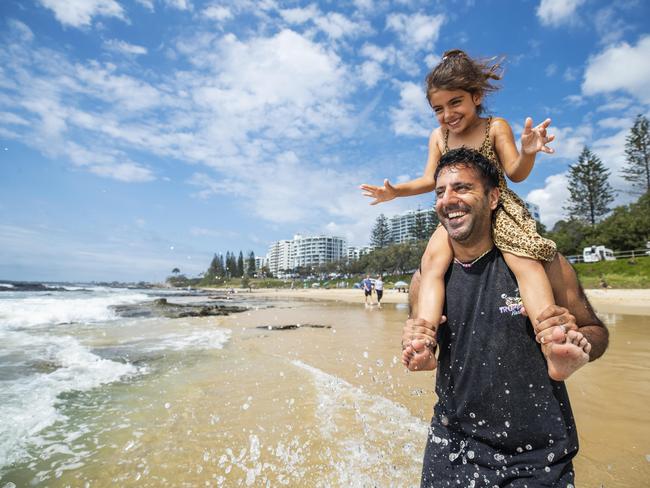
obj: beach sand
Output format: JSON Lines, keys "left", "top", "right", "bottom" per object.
{"left": 247, "top": 287, "right": 650, "bottom": 316}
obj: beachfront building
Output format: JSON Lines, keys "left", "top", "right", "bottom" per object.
{"left": 524, "top": 201, "right": 541, "bottom": 223}
{"left": 347, "top": 246, "right": 373, "bottom": 262}
{"left": 389, "top": 207, "right": 438, "bottom": 244}
{"left": 254, "top": 256, "right": 267, "bottom": 271}
{"left": 266, "top": 234, "right": 347, "bottom": 275}
{"left": 267, "top": 239, "right": 294, "bottom": 276}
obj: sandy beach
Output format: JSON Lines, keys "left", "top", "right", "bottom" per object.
{"left": 246, "top": 287, "right": 650, "bottom": 316}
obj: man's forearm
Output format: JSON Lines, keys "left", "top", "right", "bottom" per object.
{"left": 578, "top": 324, "right": 609, "bottom": 361}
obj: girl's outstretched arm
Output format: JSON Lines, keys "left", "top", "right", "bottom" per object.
{"left": 492, "top": 117, "right": 555, "bottom": 183}
{"left": 360, "top": 129, "right": 442, "bottom": 204}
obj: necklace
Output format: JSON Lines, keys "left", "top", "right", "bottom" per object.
{"left": 453, "top": 247, "right": 493, "bottom": 268}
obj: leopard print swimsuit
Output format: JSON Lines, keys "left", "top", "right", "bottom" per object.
{"left": 444, "top": 117, "right": 557, "bottom": 262}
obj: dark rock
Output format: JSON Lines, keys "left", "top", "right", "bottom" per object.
{"left": 111, "top": 299, "right": 249, "bottom": 319}
{"left": 256, "top": 324, "right": 331, "bottom": 331}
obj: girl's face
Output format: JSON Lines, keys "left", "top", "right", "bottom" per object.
{"left": 429, "top": 89, "right": 482, "bottom": 134}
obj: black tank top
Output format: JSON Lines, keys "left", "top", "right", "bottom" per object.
{"left": 421, "top": 248, "right": 578, "bottom": 487}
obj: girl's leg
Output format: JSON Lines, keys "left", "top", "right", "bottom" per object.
{"left": 403, "top": 225, "right": 453, "bottom": 371}
{"left": 502, "top": 253, "right": 555, "bottom": 329}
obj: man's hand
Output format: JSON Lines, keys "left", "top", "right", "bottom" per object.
{"left": 360, "top": 179, "right": 397, "bottom": 205}
{"left": 533, "top": 305, "right": 577, "bottom": 344}
{"left": 401, "top": 317, "right": 442, "bottom": 349}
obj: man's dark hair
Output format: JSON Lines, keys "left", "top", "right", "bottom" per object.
{"left": 434, "top": 147, "right": 500, "bottom": 191}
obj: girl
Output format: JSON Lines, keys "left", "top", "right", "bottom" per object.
{"left": 361, "top": 49, "right": 560, "bottom": 375}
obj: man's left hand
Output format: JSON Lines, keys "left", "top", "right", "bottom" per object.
{"left": 533, "top": 305, "right": 577, "bottom": 344}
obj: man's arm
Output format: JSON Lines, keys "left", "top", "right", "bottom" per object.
{"left": 536, "top": 254, "right": 608, "bottom": 361}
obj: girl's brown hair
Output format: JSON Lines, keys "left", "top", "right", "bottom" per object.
{"left": 425, "top": 49, "right": 503, "bottom": 114}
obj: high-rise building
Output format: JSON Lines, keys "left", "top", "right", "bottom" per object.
{"left": 266, "top": 234, "right": 346, "bottom": 275}
{"left": 388, "top": 207, "right": 438, "bottom": 244}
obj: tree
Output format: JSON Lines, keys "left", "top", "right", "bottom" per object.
{"left": 237, "top": 251, "right": 244, "bottom": 277}
{"left": 246, "top": 251, "right": 256, "bottom": 277}
{"left": 565, "top": 147, "right": 615, "bottom": 227}
{"left": 413, "top": 207, "right": 429, "bottom": 241}
{"left": 370, "top": 213, "right": 391, "bottom": 248}
{"left": 171, "top": 267, "right": 180, "bottom": 275}
{"left": 425, "top": 206, "right": 439, "bottom": 237}
{"left": 621, "top": 114, "right": 650, "bottom": 194}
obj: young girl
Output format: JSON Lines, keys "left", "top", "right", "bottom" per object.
{"left": 361, "top": 49, "right": 561, "bottom": 376}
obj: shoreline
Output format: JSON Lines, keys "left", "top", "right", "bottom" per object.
{"left": 212, "top": 287, "right": 650, "bottom": 316}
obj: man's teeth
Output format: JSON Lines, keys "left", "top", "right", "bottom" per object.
{"left": 448, "top": 211, "right": 466, "bottom": 218}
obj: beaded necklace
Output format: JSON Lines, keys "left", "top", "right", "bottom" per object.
{"left": 453, "top": 247, "right": 494, "bottom": 269}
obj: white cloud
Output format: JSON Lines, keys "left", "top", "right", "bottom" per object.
{"left": 135, "top": 0, "right": 154, "bottom": 11}
{"left": 203, "top": 5, "right": 233, "bottom": 21}
{"left": 279, "top": 4, "right": 319, "bottom": 24}
{"left": 386, "top": 13, "right": 445, "bottom": 51}
{"left": 545, "top": 64, "right": 557, "bottom": 77}
{"left": 164, "top": 0, "right": 192, "bottom": 11}
{"left": 359, "top": 61, "right": 383, "bottom": 88}
{"left": 563, "top": 67, "right": 578, "bottom": 81}
{"left": 38, "top": 0, "right": 126, "bottom": 28}
{"left": 582, "top": 36, "right": 650, "bottom": 104}
{"left": 536, "top": 0, "right": 585, "bottom": 27}
{"left": 104, "top": 39, "right": 148, "bottom": 56}
{"left": 526, "top": 173, "right": 570, "bottom": 226}
{"left": 596, "top": 97, "right": 633, "bottom": 112}
{"left": 593, "top": 6, "right": 632, "bottom": 45}
{"left": 543, "top": 124, "right": 592, "bottom": 161}
{"left": 389, "top": 81, "right": 432, "bottom": 138}
{"left": 313, "top": 12, "right": 371, "bottom": 40}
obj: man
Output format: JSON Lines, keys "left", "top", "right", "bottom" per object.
{"left": 362, "top": 274, "right": 373, "bottom": 307}
{"left": 401, "top": 148, "right": 608, "bottom": 487}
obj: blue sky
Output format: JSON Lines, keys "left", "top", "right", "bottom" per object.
{"left": 1, "top": 0, "right": 649, "bottom": 282}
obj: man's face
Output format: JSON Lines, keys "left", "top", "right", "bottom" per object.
{"left": 434, "top": 164, "right": 499, "bottom": 243}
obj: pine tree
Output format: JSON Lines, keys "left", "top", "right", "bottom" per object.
{"left": 621, "top": 114, "right": 650, "bottom": 194}
{"left": 565, "top": 147, "right": 615, "bottom": 227}
{"left": 246, "top": 251, "right": 256, "bottom": 277}
{"left": 237, "top": 251, "right": 244, "bottom": 277}
{"left": 370, "top": 214, "right": 391, "bottom": 248}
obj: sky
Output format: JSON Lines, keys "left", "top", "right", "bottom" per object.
{"left": 1, "top": 0, "right": 649, "bottom": 282}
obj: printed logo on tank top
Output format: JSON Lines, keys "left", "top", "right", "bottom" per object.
{"left": 498, "top": 290, "right": 523, "bottom": 316}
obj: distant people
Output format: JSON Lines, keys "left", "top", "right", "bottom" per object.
{"left": 374, "top": 275, "right": 384, "bottom": 308}
{"left": 362, "top": 274, "right": 373, "bottom": 307}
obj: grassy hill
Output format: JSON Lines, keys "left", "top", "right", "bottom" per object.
{"left": 573, "top": 255, "right": 650, "bottom": 288}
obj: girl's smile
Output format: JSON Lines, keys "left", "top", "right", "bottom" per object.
{"left": 429, "top": 89, "right": 482, "bottom": 134}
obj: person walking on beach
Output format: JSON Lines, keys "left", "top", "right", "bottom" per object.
{"left": 362, "top": 274, "right": 373, "bottom": 307}
{"left": 401, "top": 148, "right": 608, "bottom": 487}
{"left": 374, "top": 275, "right": 384, "bottom": 309}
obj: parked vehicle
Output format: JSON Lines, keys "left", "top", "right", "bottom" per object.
{"left": 583, "top": 245, "right": 616, "bottom": 263}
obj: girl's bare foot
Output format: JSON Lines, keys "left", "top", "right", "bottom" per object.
{"left": 403, "top": 339, "right": 437, "bottom": 371}
{"left": 545, "top": 327, "right": 591, "bottom": 381}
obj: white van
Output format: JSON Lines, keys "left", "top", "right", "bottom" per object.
{"left": 583, "top": 245, "right": 616, "bottom": 263}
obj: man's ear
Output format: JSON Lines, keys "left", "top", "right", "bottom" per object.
{"left": 489, "top": 187, "right": 500, "bottom": 210}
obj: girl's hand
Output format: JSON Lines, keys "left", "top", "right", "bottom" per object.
{"left": 521, "top": 117, "right": 555, "bottom": 156}
{"left": 359, "top": 179, "right": 397, "bottom": 205}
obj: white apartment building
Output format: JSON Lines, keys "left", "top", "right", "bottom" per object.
{"left": 254, "top": 256, "right": 267, "bottom": 271}
{"left": 267, "top": 239, "right": 294, "bottom": 275}
{"left": 524, "top": 201, "right": 541, "bottom": 223}
{"left": 389, "top": 207, "right": 438, "bottom": 244}
{"left": 347, "top": 246, "right": 373, "bottom": 262}
{"left": 266, "top": 234, "right": 347, "bottom": 275}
